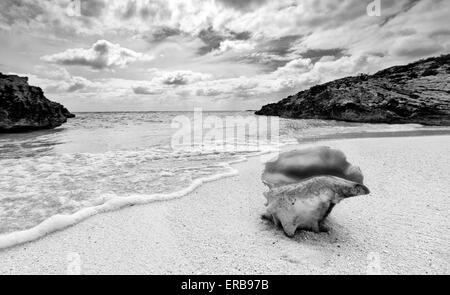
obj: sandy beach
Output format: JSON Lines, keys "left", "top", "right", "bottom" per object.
{"left": 0, "top": 135, "right": 449, "bottom": 275}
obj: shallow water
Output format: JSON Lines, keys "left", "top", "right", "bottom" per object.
{"left": 0, "top": 111, "right": 448, "bottom": 239}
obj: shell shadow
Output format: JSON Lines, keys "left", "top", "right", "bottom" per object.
{"left": 260, "top": 214, "right": 355, "bottom": 247}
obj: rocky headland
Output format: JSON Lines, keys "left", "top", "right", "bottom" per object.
{"left": 256, "top": 54, "right": 450, "bottom": 126}
{"left": 0, "top": 73, "right": 74, "bottom": 132}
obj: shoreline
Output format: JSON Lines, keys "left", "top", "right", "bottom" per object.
{"left": 0, "top": 134, "right": 449, "bottom": 274}
{"left": 296, "top": 129, "right": 450, "bottom": 142}
{"left": 1, "top": 128, "right": 449, "bottom": 250}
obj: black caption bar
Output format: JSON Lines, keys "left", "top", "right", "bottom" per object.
{"left": 0, "top": 275, "right": 444, "bottom": 294}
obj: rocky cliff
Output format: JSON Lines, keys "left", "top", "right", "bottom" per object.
{"left": 0, "top": 73, "right": 75, "bottom": 132}
{"left": 256, "top": 54, "right": 450, "bottom": 126}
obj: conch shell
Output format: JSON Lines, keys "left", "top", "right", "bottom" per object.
{"left": 261, "top": 146, "right": 369, "bottom": 236}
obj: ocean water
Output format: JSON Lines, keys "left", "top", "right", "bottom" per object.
{"left": 0, "top": 111, "right": 448, "bottom": 248}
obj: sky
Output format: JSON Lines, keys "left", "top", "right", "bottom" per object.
{"left": 0, "top": 0, "right": 449, "bottom": 112}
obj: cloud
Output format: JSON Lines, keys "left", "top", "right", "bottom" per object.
{"left": 300, "top": 48, "right": 345, "bottom": 61}
{"left": 156, "top": 70, "right": 212, "bottom": 86}
{"left": 197, "top": 27, "right": 227, "bottom": 55}
{"left": 429, "top": 29, "right": 450, "bottom": 38}
{"left": 47, "top": 75, "right": 93, "bottom": 93}
{"left": 380, "top": 0, "right": 422, "bottom": 26}
{"left": 41, "top": 40, "right": 153, "bottom": 70}
{"left": 216, "top": 0, "right": 268, "bottom": 11}
{"left": 197, "top": 27, "right": 252, "bottom": 55}
{"left": 235, "top": 35, "right": 302, "bottom": 69}
{"left": 80, "top": 0, "right": 107, "bottom": 18}
{"left": 131, "top": 69, "right": 214, "bottom": 95}
{"left": 22, "top": 65, "right": 96, "bottom": 93}
{"left": 195, "top": 88, "right": 222, "bottom": 97}
{"left": 390, "top": 35, "right": 444, "bottom": 58}
{"left": 132, "top": 86, "right": 163, "bottom": 95}
{"left": 120, "top": 0, "right": 138, "bottom": 19}
{"left": 143, "top": 26, "right": 181, "bottom": 42}
{"left": 115, "top": 0, "right": 171, "bottom": 21}
{"left": 272, "top": 58, "right": 314, "bottom": 77}
{"left": 0, "top": 0, "right": 106, "bottom": 35}
{"left": 212, "top": 40, "right": 256, "bottom": 55}
{"left": 0, "top": 0, "right": 45, "bottom": 26}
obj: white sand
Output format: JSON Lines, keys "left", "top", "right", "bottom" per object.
{"left": 0, "top": 135, "right": 449, "bottom": 275}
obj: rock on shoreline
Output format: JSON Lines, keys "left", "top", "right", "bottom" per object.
{"left": 256, "top": 54, "right": 450, "bottom": 126}
{"left": 0, "top": 73, "right": 75, "bottom": 132}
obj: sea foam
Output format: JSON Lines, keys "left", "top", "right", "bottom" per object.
{"left": 0, "top": 158, "right": 247, "bottom": 250}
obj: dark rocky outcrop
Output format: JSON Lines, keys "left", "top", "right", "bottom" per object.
{"left": 0, "top": 73, "right": 75, "bottom": 132}
{"left": 256, "top": 54, "right": 450, "bottom": 126}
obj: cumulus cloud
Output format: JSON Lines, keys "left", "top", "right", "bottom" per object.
{"left": 47, "top": 75, "right": 94, "bottom": 93}
{"left": 272, "top": 58, "right": 314, "bottom": 77}
{"left": 130, "top": 70, "right": 214, "bottom": 96}
{"left": 41, "top": 40, "right": 153, "bottom": 70}
{"left": 22, "top": 65, "right": 97, "bottom": 94}
{"left": 212, "top": 40, "right": 256, "bottom": 55}
{"left": 155, "top": 70, "right": 212, "bottom": 86}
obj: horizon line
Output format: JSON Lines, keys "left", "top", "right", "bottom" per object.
{"left": 71, "top": 110, "right": 258, "bottom": 113}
